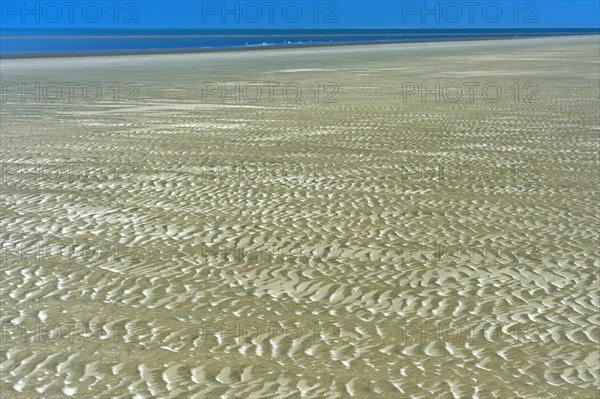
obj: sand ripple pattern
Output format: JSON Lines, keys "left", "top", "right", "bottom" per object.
{"left": 1, "top": 36, "right": 599, "bottom": 398}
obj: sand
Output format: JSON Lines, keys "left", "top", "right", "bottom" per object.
{"left": 1, "top": 36, "right": 599, "bottom": 398}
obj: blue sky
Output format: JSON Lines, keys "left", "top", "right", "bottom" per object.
{"left": 1, "top": 1, "right": 598, "bottom": 55}
{"left": 2, "top": 1, "right": 599, "bottom": 31}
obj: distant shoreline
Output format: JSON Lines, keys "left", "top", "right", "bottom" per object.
{"left": 1, "top": 31, "right": 598, "bottom": 60}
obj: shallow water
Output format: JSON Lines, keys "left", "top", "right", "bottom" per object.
{"left": 1, "top": 36, "right": 599, "bottom": 398}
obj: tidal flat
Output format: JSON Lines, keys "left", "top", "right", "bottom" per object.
{"left": 1, "top": 36, "right": 599, "bottom": 398}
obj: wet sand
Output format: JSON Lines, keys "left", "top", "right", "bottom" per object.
{"left": 1, "top": 36, "right": 599, "bottom": 398}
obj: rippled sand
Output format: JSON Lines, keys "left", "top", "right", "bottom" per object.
{"left": 1, "top": 36, "right": 599, "bottom": 398}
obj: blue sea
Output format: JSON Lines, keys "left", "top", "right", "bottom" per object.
{"left": 1, "top": 28, "right": 598, "bottom": 58}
